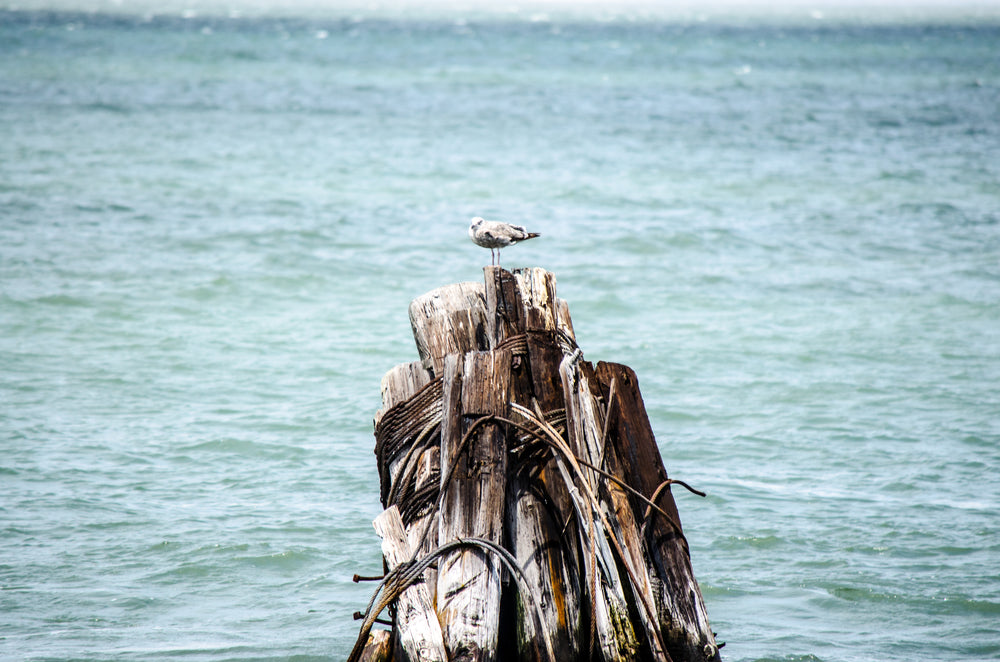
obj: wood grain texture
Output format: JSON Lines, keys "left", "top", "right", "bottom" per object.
{"left": 483, "top": 267, "right": 522, "bottom": 347}
{"left": 513, "top": 267, "right": 558, "bottom": 333}
{"left": 373, "top": 506, "right": 448, "bottom": 662}
{"left": 361, "top": 267, "right": 720, "bottom": 662}
{"left": 596, "top": 362, "right": 720, "bottom": 662}
{"left": 409, "top": 282, "right": 488, "bottom": 376}
{"left": 436, "top": 351, "right": 510, "bottom": 661}
{"left": 506, "top": 321, "right": 581, "bottom": 660}
{"left": 376, "top": 361, "right": 433, "bottom": 427}
{"left": 560, "top": 356, "right": 642, "bottom": 662}
{"left": 357, "top": 629, "right": 392, "bottom": 662}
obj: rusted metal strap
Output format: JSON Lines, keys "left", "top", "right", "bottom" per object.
{"left": 348, "top": 537, "right": 557, "bottom": 662}
{"left": 495, "top": 332, "right": 528, "bottom": 355}
{"left": 373, "top": 377, "right": 443, "bottom": 503}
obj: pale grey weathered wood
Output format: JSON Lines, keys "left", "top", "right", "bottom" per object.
{"left": 375, "top": 360, "right": 441, "bottom": 605}
{"left": 409, "top": 282, "right": 487, "bottom": 376}
{"left": 373, "top": 506, "right": 448, "bottom": 662}
{"left": 436, "top": 351, "right": 509, "bottom": 661}
{"left": 513, "top": 267, "right": 558, "bottom": 333}
{"left": 483, "top": 267, "right": 521, "bottom": 347}
{"left": 376, "top": 360, "right": 433, "bottom": 428}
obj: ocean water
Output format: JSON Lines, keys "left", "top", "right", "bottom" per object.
{"left": 2, "top": 2, "right": 999, "bottom": 661}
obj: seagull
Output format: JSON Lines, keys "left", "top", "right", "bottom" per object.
{"left": 468, "top": 217, "right": 540, "bottom": 266}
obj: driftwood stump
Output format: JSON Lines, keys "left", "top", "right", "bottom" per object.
{"left": 350, "top": 267, "right": 721, "bottom": 662}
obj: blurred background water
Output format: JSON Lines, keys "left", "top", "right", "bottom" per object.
{"left": 2, "top": 2, "right": 999, "bottom": 660}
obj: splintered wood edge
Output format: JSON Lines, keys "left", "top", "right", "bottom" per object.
{"left": 374, "top": 360, "right": 433, "bottom": 428}
{"left": 513, "top": 267, "right": 557, "bottom": 331}
{"left": 356, "top": 629, "right": 391, "bottom": 662}
{"left": 555, "top": 297, "right": 576, "bottom": 345}
{"left": 372, "top": 505, "right": 411, "bottom": 566}
{"left": 408, "top": 281, "right": 487, "bottom": 373}
{"left": 372, "top": 506, "right": 449, "bottom": 662}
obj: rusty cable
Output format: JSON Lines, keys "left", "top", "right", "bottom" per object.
{"left": 363, "top": 351, "right": 708, "bottom": 662}
{"left": 347, "top": 537, "right": 557, "bottom": 662}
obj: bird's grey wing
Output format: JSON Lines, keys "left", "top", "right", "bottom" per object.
{"left": 508, "top": 224, "right": 531, "bottom": 240}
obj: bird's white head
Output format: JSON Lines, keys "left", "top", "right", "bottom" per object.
{"left": 469, "top": 217, "right": 485, "bottom": 238}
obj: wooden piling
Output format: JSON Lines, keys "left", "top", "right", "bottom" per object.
{"left": 436, "top": 350, "right": 510, "bottom": 661}
{"left": 351, "top": 267, "right": 721, "bottom": 662}
{"left": 373, "top": 506, "right": 448, "bottom": 662}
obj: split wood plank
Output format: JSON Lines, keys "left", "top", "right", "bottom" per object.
{"left": 482, "top": 266, "right": 524, "bottom": 347}
{"left": 375, "top": 361, "right": 442, "bottom": 604}
{"left": 373, "top": 505, "right": 448, "bottom": 662}
{"left": 513, "top": 267, "right": 558, "bottom": 333}
{"left": 559, "top": 355, "right": 642, "bottom": 662}
{"left": 576, "top": 363, "right": 670, "bottom": 661}
{"left": 437, "top": 351, "right": 510, "bottom": 661}
{"left": 595, "top": 362, "right": 720, "bottom": 662}
{"left": 504, "top": 278, "right": 582, "bottom": 661}
{"left": 409, "top": 282, "right": 488, "bottom": 377}
{"left": 505, "top": 462, "right": 583, "bottom": 662}
{"left": 357, "top": 629, "right": 392, "bottom": 662}
{"left": 376, "top": 360, "right": 433, "bottom": 427}
{"left": 555, "top": 297, "right": 577, "bottom": 349}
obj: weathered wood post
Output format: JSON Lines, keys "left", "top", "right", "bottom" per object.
{"left": 350, "top": 267, "right": 721, "bottom": 662}
{"left": 436, "top": 349, "right": 510, "bottom": 660}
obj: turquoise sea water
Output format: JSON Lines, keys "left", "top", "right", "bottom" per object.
{"left": 2, "top": 3, "right": 999, "bottom": 660}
